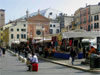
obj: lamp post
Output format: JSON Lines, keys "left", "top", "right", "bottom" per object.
{"left": 42, "top": 27, "right": 45, "bottom": 49}
{"left": 13, "top": 36, "right": 15, "bottom": 53}
{"left": 19, "top": 34, "right": 20, "bottom": 43}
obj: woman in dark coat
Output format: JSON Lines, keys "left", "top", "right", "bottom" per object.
{"left": 2, "top": 47, "right": 6, "bottom": 56}
{"left": 70, "top": 47, "right": 77, "bottom": 65}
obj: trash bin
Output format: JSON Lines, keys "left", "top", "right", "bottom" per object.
{"left": 90, "top": 54, "right": 100, "bottom": 69}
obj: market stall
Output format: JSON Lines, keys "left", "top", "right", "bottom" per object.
{"left": 62, "top": 30, "right": 100, "bottom": 59}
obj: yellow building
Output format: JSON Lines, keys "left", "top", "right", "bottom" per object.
{"left": 2, "top": 23, "right": 12, "bottom": 47}
{"left": 0, "top": 26, "right": 3, "bottom": 46}
{"left": 61, "top": 27, "right": 68, "bottom": 32}
{"left": 74, "top": 8, "right": 81, "bottom": 29}
{"left": 71, "top": 21, "right": 76, "bottom": 30}
{"left": 3, "top": 28, "right": 9, "bottom": 47}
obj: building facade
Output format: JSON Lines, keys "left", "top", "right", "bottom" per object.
{"left": 2, "top": 23, "right": 14, "bottom": 47}
{"left": 58, "top": 14, "right": 74, "bottom": 31}
{"left": 74, "top": 3, "right": 100, "bottom": 31}
{"left": 74, "top": 8, "right": 81, "bottom": 29}
{"left": 27, "top": 14, "right": 50, "bottom": 41}
{"left": 80, "top": 6, "right": 91, "bottom": 31}
{"left": 9, "top": 19, "right": 27, "bottom": 47}
{"left": 90, "top": 12, "right": 100, "bottom": 31}
{"left": 49, "top": 20, "right": 60, "bottom": 34}
{"left": 3, "top": 28, "right": 9, "bottom": 47}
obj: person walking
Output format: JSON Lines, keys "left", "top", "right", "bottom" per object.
{"left": 39, "top": 45, "right": 43, "bottom": 56}
{"left": 24, "top": 45, "right": 31, "bottom": 58}
{"left": 2, "top": 47, "right": 6, "bottom": 56}
{"left": 44, "top": 46, "right": 49, "bottom": 58}
{"left": 51, "top": 47, "right": 56, "bottom": 57}
{"left": 70, "top": 47, "right": 77, "bottom": 65}
{"left": 88, "top": 46, "right": 96, "bottom": 58}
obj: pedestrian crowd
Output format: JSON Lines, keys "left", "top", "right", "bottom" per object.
{"left": 10, "top": 43, "right": 56, "bottom": 71}
{"left": 9, "top": 42, "right": 98, "bottom": 71}
{"left": 10, "top": 43, "right": 56, "bottom": 59}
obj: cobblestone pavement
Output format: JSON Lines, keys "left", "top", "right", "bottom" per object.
{"left": 0, "top": 51, "right": 99, "bottom": 75}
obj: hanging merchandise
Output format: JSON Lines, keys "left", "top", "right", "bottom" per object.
{"left": 52, "top": 36, "right": 56, "bottom": 42}
{"left": 62, "top": 39, "right": 67, "bottom": 50}
{"left": 58, "top": 41, "right": 62, "bottom": 46}
{"left": 69, "top": 40, "right": 72, "bottom": 46}
{"left": 52, "top": 36, "right": 57, "bottom": 47}
{"left": 55, "top": 41, "right": 58, "bottom": 46}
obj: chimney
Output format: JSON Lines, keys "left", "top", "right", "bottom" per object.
{"left": 26, "top": 9, "right": 29, "bottom": 19}
{"left": 86, "top": 3, "right": 87, "bottom": 7}
{"left": 38, "top": 9, "right": 40, "bottom": 14}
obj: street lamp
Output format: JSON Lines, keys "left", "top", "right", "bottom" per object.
{"left": 13, "top": 36, "right": 15, "bottom": 53}
{"left": 42, "top": 27, "right": 45, "bottom": 49}
{"left": 19, "top": 34, "right": 20, "bottom": 43}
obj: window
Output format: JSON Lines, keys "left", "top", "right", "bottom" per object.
{"left": 94, "top": 23, "right": 99, "bottom": 29}
{"left": 91, "top": 24, "right": 93, "bottom": 29}
{"left": 24, "top": 34, "right": 26, "bottom": 39}
{"left": 21, "top": 34, "right": 24, "bottom": 39}
{"left": 11, "top": 28, "right": 13, "bottom": 31}
{"left": 11, "top": 34, "right": 13, "bottom": 39}
{"left": 94, "top": 15, "right": 99, "bottom": 21}
{"left": 24, "top": 24, "right": 26, "bottom": 27}
{"left": 56, "top": 29, "right": 59, "bottom": 33}
{"left": 97, "top": 23, "right": 99, "bottom": 28}
{"left": 88, "top": 25, "right": 90, "bottom": 31}
{"left": 21, "top": 34, "right": 26, "bottom": 39}
{"left": 49, "top": 12, "right": 52, "bottom": 15}
{"left": 94, "top": 23, "right": 96, "bottom": 29}
{"left": 49, "top": 29, "right": 53, "bottom": 34}
{"left": 94, "top": 16, "right": 96, "bottom": 21}
{"left": 97, "top": 15, "right": 99, "bottom": 20}
{"left": 17, "top": 34, "right": 19, "bottom": 39}
{"left": 36, "top": 30, "right": 41, "bottom": 35}
{"left": 50, "top": 24, "right": 52, "bottom": 27}
{"left": 17, "top": 29, "right": 19, "bottom": 31}
{"left": 21, "top": 29, "right": 26, "bottom": 31}
{"left": 21, "top": 29, "right": 23, "bottom": 31}
{"left": 53, "top": 25, "right": 56, "bottom": 27}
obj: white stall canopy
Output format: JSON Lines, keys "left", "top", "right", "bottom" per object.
{"left": 62, "top": 31, "right": 100, "bottom": 38}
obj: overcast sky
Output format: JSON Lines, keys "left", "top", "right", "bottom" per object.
{"left": 0, "top": 0, "right": 100, "bottom": 23}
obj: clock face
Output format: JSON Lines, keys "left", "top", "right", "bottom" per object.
{"left": 36, "top": 30, "right": 41, "bottom": 35}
